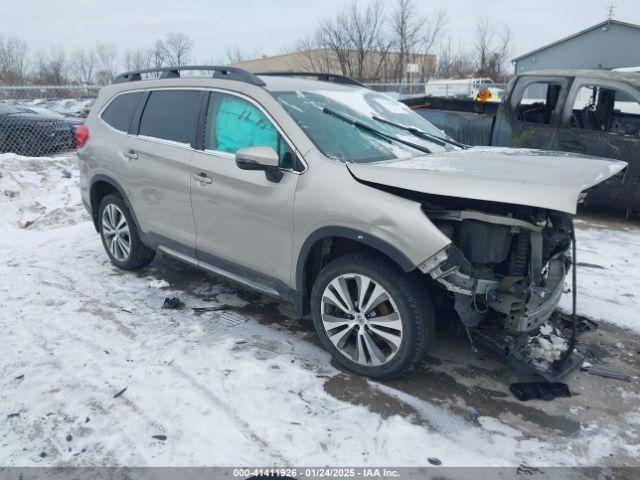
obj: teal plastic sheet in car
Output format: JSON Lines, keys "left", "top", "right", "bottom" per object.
{"left": 213, "top": 96, "right": 278, "bottom": 153}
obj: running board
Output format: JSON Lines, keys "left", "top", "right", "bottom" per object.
{"left": 157, "top": 246, "right": 281, "bottom": 298}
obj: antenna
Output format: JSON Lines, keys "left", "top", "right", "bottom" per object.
{"left": 607, "top": 2, "right": 617, "bottom": 21}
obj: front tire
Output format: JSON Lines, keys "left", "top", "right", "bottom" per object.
{"left": 98, "top": 194, "right": 155, "bottom": 270}
{"left": 310, "top": 252, "right": 435, "bottom": 379}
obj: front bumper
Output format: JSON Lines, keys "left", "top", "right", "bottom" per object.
{"left": 422, "top": 246, "right": 580, "bottom": 380}
{"left": 488, "top": 254, "right": 568, "bottom": 333}
{"left": 422, "top": 246, "right": 569, "bottom": 334}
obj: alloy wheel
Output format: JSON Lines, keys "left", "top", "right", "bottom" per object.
{"left": 321, "top": 273, "right": 404, "bottom": 367}
{"left": 101, "top": 203, "right": 131, "bottom": 262}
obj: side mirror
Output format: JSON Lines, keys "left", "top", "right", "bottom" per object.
{"left": 235, "top": 146, "right": 283, "bottom": 182}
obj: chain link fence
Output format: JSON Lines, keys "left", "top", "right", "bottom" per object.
{"left": 0, "top": 85, "right": 100, "bottom": 157}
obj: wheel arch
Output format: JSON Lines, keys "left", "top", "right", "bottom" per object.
{"left": 89, "top": 175, "right": 142, "bottom": 233}
{"left": 293, "top": 227, "right": 417, "bottom": 316}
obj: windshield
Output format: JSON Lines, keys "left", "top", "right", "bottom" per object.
{"left": 0, "top": 102, "right": 21, "bottom": 115}
{"left": 273, "top": 88, "right": 458, "bottom": 163}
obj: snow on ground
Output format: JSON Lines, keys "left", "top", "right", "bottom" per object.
{"left": 559, "top": 219, "right": 640, "bottom": 333}
{"left": 1, "top": 153, "right": 639, "bottom": 467}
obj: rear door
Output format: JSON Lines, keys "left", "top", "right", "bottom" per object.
{"left": 492, "top": 76, "right": 570, "bottom": 149}
{"left": 189, "top": 91, "right": 300, "bottom": 295}
{"left": 120, "top": 89, "right": 204, "bottom": 255}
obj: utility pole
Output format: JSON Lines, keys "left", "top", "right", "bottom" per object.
{"left": 607, "top": 3, "right": 617, "bottom": 21}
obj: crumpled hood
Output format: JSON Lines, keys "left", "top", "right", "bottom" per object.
{"left": 347, "top": 147, "right": 627, "bottom": 214}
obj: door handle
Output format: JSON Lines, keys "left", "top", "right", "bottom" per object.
{"left": 123, "top": 150, "right": 138, "bottom": 160}
{"left": 192, "top": 172, "right": 213, "bottom": 185}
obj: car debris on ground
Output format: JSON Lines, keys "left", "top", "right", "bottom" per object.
{"left": 509, "top": 382, "right": 571, "bottom": 402}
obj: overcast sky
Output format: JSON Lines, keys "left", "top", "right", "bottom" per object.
{"left": 3, "top": 0, "right": 639, "bottom": 65}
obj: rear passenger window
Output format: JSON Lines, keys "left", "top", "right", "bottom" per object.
{"left": 139, "top": 90, "right": 201, "bottom": 145}
{"left": 101, "top": 91, "right": 143, "bottom": 132}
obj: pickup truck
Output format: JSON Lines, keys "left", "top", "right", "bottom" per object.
{"left": 402, "top": 69, "right": 640, "bottom": 212}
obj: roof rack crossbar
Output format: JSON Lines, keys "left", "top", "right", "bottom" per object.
{"left": 112, "top": 65, "right": 266, "bottom": 86}
{"left": 255, "top": 71, "right": 365, "bottom": 87}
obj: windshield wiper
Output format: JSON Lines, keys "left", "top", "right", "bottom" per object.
{"left": 372, "top": 115, "right": 468, "bottom": 149}
{"left": 322, "top": 107, "right": 431, "bottom": 154}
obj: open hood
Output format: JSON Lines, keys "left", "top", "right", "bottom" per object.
{"left": 347, "top": 147, "right": 627, "bottom": 214}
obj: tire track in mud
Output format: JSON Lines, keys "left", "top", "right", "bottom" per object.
{"left": 168, "top": 362, "right": 291, "bottom": 465}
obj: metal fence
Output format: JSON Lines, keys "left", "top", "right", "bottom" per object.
{"left": 366, "top": 82, "right": 509, "bottom": 100}
{"left": 365, "top": 83, "right": 429, "bottom": 99}
{"left": 0, "top": 85, "right": 99, "bottom": 156}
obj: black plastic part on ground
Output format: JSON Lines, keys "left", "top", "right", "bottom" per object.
{"left": 509, "top": 382, "right": 571, "bottom": 401}
{"left": 162, "top": 297, "right": 184, "bottom": 309}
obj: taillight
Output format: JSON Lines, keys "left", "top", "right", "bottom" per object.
{"left": 75, "top": 125, "right": 89, "bottom": 148}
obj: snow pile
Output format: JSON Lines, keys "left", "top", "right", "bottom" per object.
{"left": 0, "top": 153, "right": 87, "bottom": 229}
{"left": 527, "top": 323, "right": 569, "bottom": 372}
{"left": 148, "top": 279, "right": 170, "bottom": 289}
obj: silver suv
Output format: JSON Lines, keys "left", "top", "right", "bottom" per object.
{"left": 79, "top": 66, "right": 625, "bottom": 380}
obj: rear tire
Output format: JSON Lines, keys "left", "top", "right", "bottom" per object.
{"left": 98, "top": 194, "right": 155, "bottom": 270}
{"left": 310, "top": 252, "right": 435, "bottom": 379}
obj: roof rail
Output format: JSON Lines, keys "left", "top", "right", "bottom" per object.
{"left": 111, "top": 65, "right": 266, "bottom": 86}
{"left": 255, "top": 71, "right": 365, "bottom": 87}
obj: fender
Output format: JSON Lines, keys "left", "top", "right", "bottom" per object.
{"left": 292, "top": 226, "right": 417, "bottom": 315}
{"left": 89, "top": 174, "right": 143, "bottom": 234}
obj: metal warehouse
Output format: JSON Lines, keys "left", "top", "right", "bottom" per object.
{"left": 513, "top": 19, "right": 640, "bottom": 73}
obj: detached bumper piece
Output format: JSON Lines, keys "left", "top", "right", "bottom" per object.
{"left": 509, "top": 382, "right": 571, "bottom": 401}
{"left": 472, "top": 319, "right": 584, "bottom": 382}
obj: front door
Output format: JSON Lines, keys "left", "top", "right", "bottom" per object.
{"left": 190, "top": 91, "right": 300, "bottom": 295}
{"left": 492, "top": 76, "right": 570, "bottom": 150}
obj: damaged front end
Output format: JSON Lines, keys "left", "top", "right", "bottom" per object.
{"left": 420, "top": 206, "right": 582, "bottom": 381}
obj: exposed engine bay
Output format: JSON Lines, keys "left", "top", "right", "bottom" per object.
{"left": 418, "top": 197, "right": 582, "bottom": 380}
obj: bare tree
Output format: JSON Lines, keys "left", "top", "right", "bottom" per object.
{"left": 221, "top": 45, "right": 265, "bottom": 65}
{"left": 421, "top": 8, "right": 447, "bottom": 56}
{"left": 418, "top": 8, "right": 446, "bottom": 79}
{"left": 151, "top": 41, "right": 166, "bottom": 70}
{"left": 436, "top": 38, "right": 475, "bottom": 78}
{"left": 161, "top": 33, "right": 193, "bottom": 66}
{"left": 298, "top": 0, "right": 391, "bottom": 82}
{"left": 0, "top": 36, "right": 29, "bottom": 84}
{"left": 343, "top": 1, "right": 391, "bottom": 81}
{"left": 33, "top": 48, "right": 67, "bottom": 85}
{"left": 70, "top": 48, "right": 96, "bottom": 85}
{"left": 94, "top": 43, "right": 119, "bottom": 85}
{"left": 473, "top": 16, "right": 512, "bottom": 81}
{"left": 390, "top": 0, "right": 425, "bottom": 81}
{"left": 123, "top": 48, "right": 153, "bottom": 71}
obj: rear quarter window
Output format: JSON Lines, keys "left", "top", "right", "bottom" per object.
{"left": 101, "top": 91, "right": 143, "bottom": 132}
{"left": 139, "top": 90, "right": 202, "bottom": 145}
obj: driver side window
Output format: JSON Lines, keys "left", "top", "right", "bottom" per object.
{"left": 204, "top": 93, "right": 294, "bottom": 168}
{"left": 514, "top": 82, "right": 562, "bottom": 125}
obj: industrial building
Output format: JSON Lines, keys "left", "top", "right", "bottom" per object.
{"left": 513, "top": 19, "right": 640, "bottom": 74}
{"left": 230, "top": 49, "right": 436, "bottom": 83}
